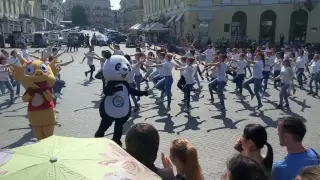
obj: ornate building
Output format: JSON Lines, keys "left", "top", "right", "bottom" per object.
{"left": 119, "top": 0, "right": 144, "bottom": 31}
{"left": 0, "top": 0, "right": 63, "bottom": 37}
{"left": 143, "top": 0, "right": 320, "bottom": 44}
{"left": 63, "top": 0, "right": 112, "bottom": 28}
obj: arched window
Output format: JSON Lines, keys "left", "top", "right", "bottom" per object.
{"left": 259, "top": 10, "right": 277, "bottom": 43}
{"left": 289, "top": 9, "right": 308, "bottom": 42}
{"left": 231, "top": 11, "right": 247, "bottom": 42}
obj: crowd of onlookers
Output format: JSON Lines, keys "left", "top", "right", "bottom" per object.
{"left": 123, "top": 116, "right": 319, "bottom": 180}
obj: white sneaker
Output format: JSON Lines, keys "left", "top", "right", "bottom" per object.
{"left": 17, "top": 94, "right": 22, "bottom": 97}
{"left": 54, "top": 109, "right": 60, "bottom": 113}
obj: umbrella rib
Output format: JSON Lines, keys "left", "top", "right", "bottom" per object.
{"left": 58, "top": 163, "right": 91, "bottom": 180}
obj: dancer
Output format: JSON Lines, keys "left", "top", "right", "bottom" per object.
{"left": 124, "top": 54, "right": 141, "bottom": 113}
{"left": 7, "top": 50, "right": 22, "bottom": 97}
{"left": 95, "top": 55, "right": 149, "bottom": 146}
{"left": 295, "top": 49, "right": 308, "bottom": 89}
{"left": 243, "top": 52, "right": 265, "bottom": 109}
{"left": 272, "top": 52, "right": 283, "bottom": 88}
{"left": 308, "top": 54, "right": 320, "bottom": 96}
{"left": 205, "top": 54, "right": 231, "bottom": 111}
{"left": 275, "top": 58, "right": 294, "bottom": 109}
{"left": 174, "top": 56, "right": 187, "bottom": 92}
{"left": 141, "top": 52, "right": 155, "bottom": 88}
{"left": 179, "top": 57, "right": 196, "bottom": 110}
{"left": 147, "top": 53, "right": 177, "bottom": 111}
{"left": 230, "top": 53, "right": 247, "bottom": 96}
{"left": 262, "top": 50, "right": 274, "bottom": 93}
{"left": 202, "top": 45, "right": 215, "bottom": 77}
{"left": 132, "top": 52, "right": 146, "bottom": 101}
{"left": 81, "top": 46, "right": 99, "bottom": 80}
{"left": 0, "top": 55, "right": 15, "bottom": 103}
{"left": 108, "top": 44, "right": 124, "bottom": 55}
{"left": 146, "top": 50, "right": 162, "bottom": 83}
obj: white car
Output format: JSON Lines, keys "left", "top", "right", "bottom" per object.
{"left": 96, "top": 34, "right": 108, "bottom": 46}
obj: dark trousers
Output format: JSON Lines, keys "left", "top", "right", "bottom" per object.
{"left": 95, "top": 118, "right": 127, "bottom": 145}
{"left": 183, "top": 84, "right": 193, "bottom": 107}
{"left": 177, "top": 76, "right": 186, "bottom": 91}
{"left": 86, "top": 65, "right": 95, "bottom": 79}
{"left": 233, "top": 73, "right": 245, "bottom": 95}
{"left": 273, "top": 70, "right": 281, "bottom": 87}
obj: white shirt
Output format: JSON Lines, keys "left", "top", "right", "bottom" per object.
{"left": 146, "top": 59, "right": 154, "bottom": 69}
{"left": 264, "top": 56, "right": 274, "bottom": 71}
{"left": 20, "top": 49, "right": 30, "bottom": 61}
{"left": 100, "top": 59, "right": 106, "bottom": 70}
{"left": 161, "top": 61, "right": 175, "bottom": 76}
{"left": 183, "top": 65, "right": 195, "bottom": 84}
{"left": 280, "top": 66, "right": 293, "bottom": 85}
{"left": 127, "top": 71, "right": 135, "bottom": 83}
{"left": 204, "top": 49, "right": 215, "bottom": 62}
{"left": 180, "top": 62, "right": 186, "bottom": 76}
{"left": 295, "top": 56, "right": 306, "bottom": 69}
{"left": 236, "top": 60, "right": 247, "bottom": 74}
{"left": 0, "top": 65, "right": 9, "bottom": 81}
{"left": 252, "top": 60, "right": 264, "bottom": 79}
{"left": 247, "top": 53, "right": 252, "bottom": 60}
{"left": 273, "top": 58, "right": 282, "bottom": 71}
{"left": 216, "top": 63, "right": 227, "bottom": 82}
{"left": 158, "top": 59, "right": 166, "bottom": 77}
{"left": 132, "top": 63, "right": 141, "bottom": 75}
{"left": 86, "top": 51, "right": 95, "bottom": 65}
{"left": 7, "top": 57, "right": 21, "bottom": 66}
{"left": 284, "top": 51, "right": 291, "bottom": 58}
{"left": 310, "top": 60, "right": 320, "bottom": 74}
{"left": 231, "top": 54, "right": 239, "bottom": 68}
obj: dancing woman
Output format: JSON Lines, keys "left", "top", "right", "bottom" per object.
{"left": 243, "top": 52, "right": 265, "bottom": 109}
{"left": 308, "top": 54, "right": 320, "bottom": 96}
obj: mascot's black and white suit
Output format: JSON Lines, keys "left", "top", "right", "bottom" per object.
{"left": 95, "top": 55, "right": 149, "bottom": 146}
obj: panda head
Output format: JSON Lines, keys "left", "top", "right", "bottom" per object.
{"left": 103, "top": 55, "right": 132, "bottom": 81}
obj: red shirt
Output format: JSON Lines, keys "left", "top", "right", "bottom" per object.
{"left": 25, "top": 87, "right": 55, "bottom": 111}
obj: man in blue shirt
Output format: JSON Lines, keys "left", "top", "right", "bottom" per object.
{"left": 272, "top": 116, "right": 319, "bottom": 180}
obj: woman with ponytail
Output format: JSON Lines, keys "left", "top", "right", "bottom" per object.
{"left": 162, "top": 138, "right": 203, "bottom": 180}
{"left": 232, "top": 124, "right": 274, "bottom": 177}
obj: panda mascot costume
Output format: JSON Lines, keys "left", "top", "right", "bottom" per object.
{"left": 95, "top": 55, "right": 149, "bottom": 146}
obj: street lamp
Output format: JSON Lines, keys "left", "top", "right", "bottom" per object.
{"left": 0, "top": 16, "right": 8, "bottom": 48}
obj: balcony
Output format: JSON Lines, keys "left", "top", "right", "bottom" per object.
{"left": 41, "top": 4, "right": 49, "bottom": 11}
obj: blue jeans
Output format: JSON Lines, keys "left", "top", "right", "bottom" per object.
{"left": 309, "top": 73, "right": 319, "bottom": 94}
{"left": 208, "top": 79, "right": 227, "bottom": 107}
{"left": 0, "top": 81, "right": 14, "bottom": 101}
{"left": 155, "top": 76, "right": 173, "bottom": 107}
{"left": 130, "top": 82, "right": 139, "bottom": 107}
{"left": 134, "top": 74, "right": 142, "bottom": 100}
{"left": 233, "top": 73, "right": 245, "bottom": 95}
{"left": 296, "top": 68, "right": 304, "bottom": 87}
{"left": 262, "top": 70, "right": 271, "bottom": 92}
{"left": 279, "top": 83, "right": 290, "bottom": 106}
{"left": 153, "top": 74, "right": 163, "bottom": 84}
{"left": 243, "top": 78, "right": 263, "bottom": 106}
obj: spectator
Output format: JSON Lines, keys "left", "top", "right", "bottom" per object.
{"left": 221, "top": 154, "right": 269, "bottom": 180}
{"left": 296, "top": 166, "right": 320, "bottom": 180}
{"left": 272, "top": 116, "right": 320, "bottom": 180}
{"left": 232, "top": 124, "right": 274, "bottom": 176}
{"left": 125, "top": 123, "right": 175, "bottom": 180}
{"left": 162, "top": 138, "right": 203, "bottom": 180}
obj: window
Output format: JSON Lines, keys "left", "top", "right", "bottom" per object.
{"left": 224, "top": 24, "right": 230, "bottom": 32}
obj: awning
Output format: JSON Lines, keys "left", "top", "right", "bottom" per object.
{"left": 129, "top": 23, "right": 142, "bottom": 31}
{"left": 175, "top": 13, "right": 184, "bottom": 22}
{"left": 166, "top": 15, "right": 177, "bottom": 25}
{"left": 141, "top": 24, "right": 151, "bottom": 31}
{"left": 145, "top": 22, "right": 168, "bottom": 32}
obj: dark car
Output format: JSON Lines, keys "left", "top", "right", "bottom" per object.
{"left": 117, "top": 34, "right": 127, "bottom": 43}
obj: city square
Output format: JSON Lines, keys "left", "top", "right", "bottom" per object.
{"left": 1, "top": 45, "right": 319, "bottom": 179}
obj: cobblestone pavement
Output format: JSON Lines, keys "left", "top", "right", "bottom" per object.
{"left": 1, "top": 46, "right": 319, "bottom": 179}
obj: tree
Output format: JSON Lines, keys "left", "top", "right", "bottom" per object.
{"left": 71, "top": 5, "right": 89, "bottom": 27}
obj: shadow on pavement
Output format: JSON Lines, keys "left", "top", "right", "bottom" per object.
{"left": 207, "top": 111, "right": 248, "bottom": 132}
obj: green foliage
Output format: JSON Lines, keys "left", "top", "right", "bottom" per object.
{"left": 71, "top": 5, "right": 89, "bottom": 27}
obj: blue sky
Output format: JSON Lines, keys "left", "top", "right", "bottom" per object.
{"left": 62, "top": 0, "right": 121, "bottom": 10}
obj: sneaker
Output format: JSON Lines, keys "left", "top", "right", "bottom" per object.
{"left": 55, "top": 109, "right": 60, "bottom": 113}
{"left": 16, "top": 94, "right": 22, "bottom": 97}
{"left": 277, "top": 104, "right": 283, "bottom": 109}
{"left": 183, "top": 106, "right": 191, "bottom": 111}
{"left": 284, "top": 104, "right": 290, "bottom": 108}
{"left": 166, "top": 106, "right": 171, "bottom": 112}
{"left": 308, "top": 91, "right": 313, "bottom": 95}
{"left": 313, "top": 93, "right": 318, "bottom": 96}
{"left": 257, "top": 104, "right": 263, "bottom": 109}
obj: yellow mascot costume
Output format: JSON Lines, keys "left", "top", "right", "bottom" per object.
{"left": 11, "top": 55, "right": 61, "bottom": 140}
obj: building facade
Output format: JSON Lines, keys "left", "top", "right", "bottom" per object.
{"left": 119, "top": 0, "right": 144, "bottom": 31}
{"left": 63, "top": 0, "right": 112, "bottom": 28}
{"left": 111, "top": 10, "right": 120, "bottom": 30}
{"left": 0, "top": 0, "right": 64, "bottom": 37}
{"left": 143, "top": 0, "right": 320, "bottom": 44}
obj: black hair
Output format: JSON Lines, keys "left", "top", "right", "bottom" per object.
{"left": 10, "top": 50, "right": 16, "bottom": 56}
{"left": 148, "top": 51, "right": 155, "bottom": 57}
{"left": 243, "top": 124, "right": 273, "bottom": 171}
{"left": 135, "top": 47, "right": 142, "bottom": 52}
{"left": 227, "top": 155, "right": 268, "bottom": 180}
{"left": 279, "top": 116, "right": 306, "bottom": 142}
{"left": 125, "top": 123, "right": 160, "bottom": 171}
{"left": 101, "top": 50, "right": 112, "bottom": 59}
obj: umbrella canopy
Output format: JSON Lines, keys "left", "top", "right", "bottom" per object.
{"left": 0, "top": 136, "right": 160, "bottom": 180}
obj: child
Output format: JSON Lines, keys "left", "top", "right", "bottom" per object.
{"left": 81, "top": 46, "right": 99, "bottom": 80}
{"left": 272, "top": 52, "right": 283, "bottom": 88}
{"left": 174, "top": 56, "right": 187, "bottom": 92}
{"left": 142, "top": 52, "right": 155, "bottom": 88}
{"left": 179, "top": 57, "right": 196, "bottom": 110}
{"left": 161, "top": 139, "right": 203, "bottom": 180}
{"left": 231, "top": 53, "right": 247, "bottom": 96}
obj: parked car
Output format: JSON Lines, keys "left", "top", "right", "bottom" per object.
{"left": 117, "top": 34, "right": 127, "bottom": 43}
{"left": 96, "top": 34, "right": 108, "bottom": 46}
